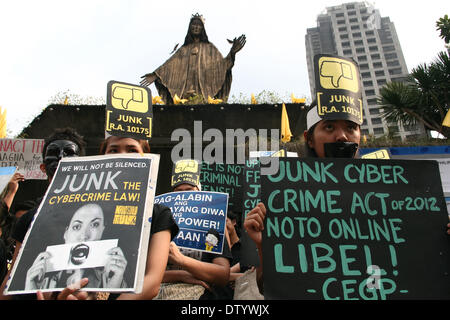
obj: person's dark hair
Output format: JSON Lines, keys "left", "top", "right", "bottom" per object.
{"left": 227, "top": 210, "right": 237, "bottom": 221}
{"left": 42, "top": 127, "right": 86, "bottom": 158}
{"left": 62, "top": 203, "right": 107, "bottom": 237}
{"left": 0, "top": 202, "right": 16, "bottom": 261}
{"left": 227, "top": 209, "right": 242, "bottom": 238}
{"left": 183, "top": 16, "right": 209, "bottom": 46}
{"left": 0, "top": 201, "right": 13, "bottom": 233}
{"left": 98, "top": 136, "right": 151, "bottom": 155}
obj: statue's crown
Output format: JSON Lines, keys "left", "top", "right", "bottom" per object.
{"left": 191, "top": 13, "right": 205, "bottom": 24}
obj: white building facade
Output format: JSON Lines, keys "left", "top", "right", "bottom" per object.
{"left": 305, "top": 1, "right": 425, "bottom": 139}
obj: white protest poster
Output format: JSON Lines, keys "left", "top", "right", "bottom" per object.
{"left": 249, "top": 150, "right": 298, "bottom": 158}
{"left": 155, "top": 191, "right": 228, "bottom": 254}
{"left": 5, "top": 153, "right": 159, "bottom": 295}
{"left": 0, "top": 138, "right": 46, "bottom": 180}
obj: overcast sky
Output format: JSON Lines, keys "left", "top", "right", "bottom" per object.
{"left": 0, "top": 0, "right": 448, "bottom": 136}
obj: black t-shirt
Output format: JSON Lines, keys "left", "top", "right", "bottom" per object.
{"left": 12, "top": 203, "right": 179, "bottom": 244}
{"left": 149, "top": 203, "right": 179, "bottom": 240}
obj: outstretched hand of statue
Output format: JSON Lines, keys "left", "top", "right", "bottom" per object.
{"left": 140, "top": 73, "right": 157, "bottom": 87}
{"left": 230, "top": 34, "right": 246, "bottom": 55}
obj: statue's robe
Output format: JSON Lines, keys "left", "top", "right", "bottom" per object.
{"left": 153, "top": 42, "right": 234, "bottom": 103}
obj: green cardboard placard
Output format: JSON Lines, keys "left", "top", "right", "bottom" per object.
{"left": 261, "top": 157, "right": 450, "bottom": 300}
{"left": 200, "top": 162, "right": 244, "bottom": 210}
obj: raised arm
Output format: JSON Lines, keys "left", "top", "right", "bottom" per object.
{"left": 117, "top": 230, "right": 171, "bottom": 299}
{"left": 3, "top": 173, "right": 25, "bottom": 209}
{"left": 167, "top": 242, "right": 230, "bottom": 287}
{"left": 243, "top": 202, "right": 266, "bottom": 294}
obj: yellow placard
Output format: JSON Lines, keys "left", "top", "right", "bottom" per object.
{"left": 318, "top": 56, "right": 359, "bottom": 93}
{"left": 110, "top": 83, "right": 149, "bottom": 113}
{"left": 174, "top": 159, "right": 199, "bottom": 173}
{"left": 361, "top": 149, "right": 390, "bottom": 160}
{"left": 271, "top": 150, "right": 286, "bottom": 157}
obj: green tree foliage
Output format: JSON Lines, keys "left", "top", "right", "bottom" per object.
{"left": 379, "top": 51, "right": 450, "bottom": 138}
{"left": 48, "top": 89, "right": 105, "bottom": 105}
{"left": 229, "top": 90, "right": 307, "bottom": 104}
{"left": 436, "top": 14, "right": 450, "bottom": 46}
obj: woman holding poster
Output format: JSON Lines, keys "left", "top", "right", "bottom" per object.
{"left": 244, "top": 101, "right": 362, "bottom": 295}
{"left": 245, "top": 54, "right": 364, "bottom": 295}
{"left": 32, "top": 135, "right": 178, "bottom": 300}
{"left": 98, "top": 135, "right": 179, "bottom": 300}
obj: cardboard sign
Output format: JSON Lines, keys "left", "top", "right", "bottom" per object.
{"left": 314, "top": 54, "right": 363, "bottom": 125}
{"left": 240, "top": 155, "right": 298, "bottom": 268}
{"left": 106, "top": 80, "right": 153, "bottom": 139}
{"left": 240, "top": 159, "right": 262, "bottom": 268}
{"left": 0, "top": 138, "right": 46, "bottom": 180}
{"left": 200, "top": 162, "right": 244, "bottom": 210}
{"left": 240, "top": 154, "right": 298, "bottom": 267}
{"left": 249, "top": 150, "right": 298, "bottom": 158}
{"left": 242, "top": 159, "right": 261, "bottom": 217}
{"left": 5, "top": 153, "right": 160, "bottom": 294}
{"left": 155, "top": 191, "right": 228, "bottom": 254}
{"left": 261, "top": 158, "right": 450, "bottom": 300}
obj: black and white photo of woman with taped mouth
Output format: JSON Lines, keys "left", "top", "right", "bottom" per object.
{"left": 24, "top": 203, "right": 127, "bottom": 290}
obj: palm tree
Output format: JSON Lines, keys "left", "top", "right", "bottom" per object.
{"left": 436, "top": 14, "right": 450, "bottom": 53}
{"left": 378, "top": 51, "right": 450, "bottom": 138}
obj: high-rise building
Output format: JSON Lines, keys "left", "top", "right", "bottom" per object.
{"left": 305, "top": 1, "right": 425, "bottom": 139}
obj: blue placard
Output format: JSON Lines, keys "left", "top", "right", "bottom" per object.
{"left": 155, "top": 191, "right": 228, "bottom": 254}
